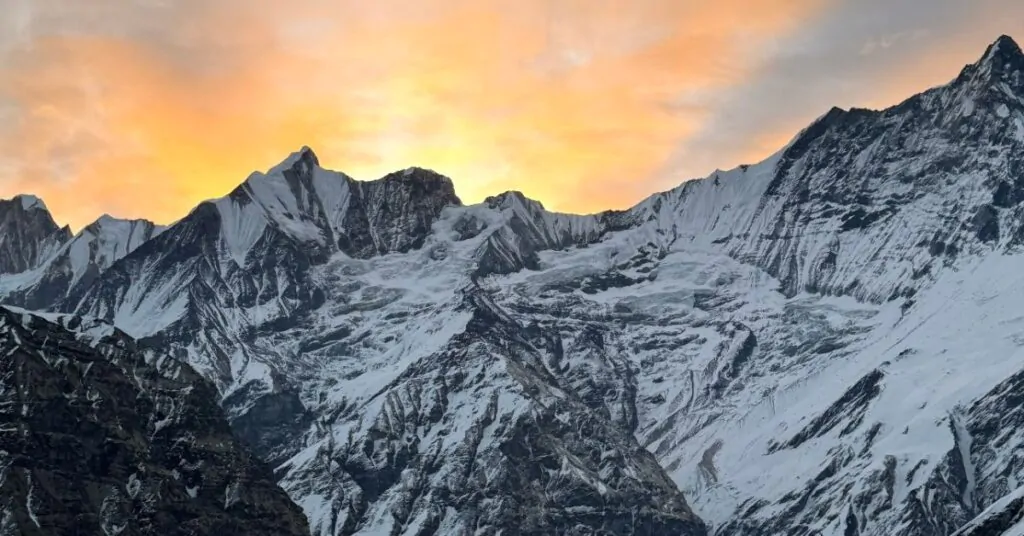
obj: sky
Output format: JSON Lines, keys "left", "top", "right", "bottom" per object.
{"left": 0, "top": 1, "right": 1022, "bottom": 229}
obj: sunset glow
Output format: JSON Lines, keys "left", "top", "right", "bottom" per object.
{"left": 0, "top": 0, "right": 1022, "bottom": 229}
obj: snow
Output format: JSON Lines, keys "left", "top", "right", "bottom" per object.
{"left": 310, "top": 168, "right": 354, "bottom": 238}
{"left": 267, "top": 146, "right": 316, "bottom": 175}
{"left": 954, "top": 485, "right": 1024, "bottom": 535}
{"left": 16, "top": 195, "right": 44, "bottom": 212}
{"left": 24, "top": 472, "right": 40, "bottom": 528}
{"left": 215, "top": 158, "right": 356, "bottom": 266}
{"left": 963, "top": 98, "right": 976, "bottom": 117}
{"left": 126, "top": 473, "right": 141, "bottom": 499}
{"left": 216, "top": 194, "right": 271, "bottom": 265}
{"left": 223, "top": 481, "right": 241, "bottom": 509}
{"left": 0, "top": 213, "right": 161, "bottom": 303}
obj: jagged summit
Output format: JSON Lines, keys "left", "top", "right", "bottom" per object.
{"left": 268, "top": 145, "right": 321, "bottom": 175}
{"left": 380, "top": 166, "right": 460, "bottom": 195}
{"left": 13, "top": 194, "right": 45, "bottom": 211}
{"left": 486, "top": 189, "right": 536, "bottom": 206}
{"left": 956, "top": 33, "right": 1024, "bottom": 86}
{"left": 87, "top": 213, "right": 159, "bottom": 229}
{"left": 255, "top": 148, "right": 462, "bottom": 195}
{"left": 982, "top": 34, "right": 1023, "bottom": 64}
{"left": 1, "top": 194, "right": 49, "bottom": 213}
{"left": 0, "top": 194, "right": 71, "bottom": 275}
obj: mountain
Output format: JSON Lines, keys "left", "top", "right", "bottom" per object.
{"left": 1, "top": 215, "right": 164, "bottom": 310}
{"left": 0, "top": 195, "right": 164, "bottom": 310}
{"left": 0, "top": 195, "right": 71, "bottom": 275}
{"left": 0, "top": 306, "right": 309, "bottom": 535}
{"left": 35, "top": 149, "right": 704, "bottom": 534}
{"left": 4, "top": 33, "right": 1024, "bottom": 536}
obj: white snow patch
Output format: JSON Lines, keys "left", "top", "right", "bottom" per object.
{"left": 16, "top": 195, "right": 44, "bottom": 211}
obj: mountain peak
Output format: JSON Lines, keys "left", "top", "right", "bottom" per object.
{"left": 383, "top": 166, "right": 451, "bottom": 183}
{"left": 15, "top": 194, "right": 45, "bottom": 212}
{"left": 983, "top": 34, "right": 1023, "bottom": 63}
{"left": 959, "top": 34, "right": 1024, "bottom": 85}
{"left": 84, "top": 213, "right": 158, "bottom": 233}
{"left": 376, "top": 167, "right": 461, "bottom": 202}
{"left": 485, "top": 190, "right": 546, "bottom": 212}
{"left": 268, "top": 146, "right": 320, "bottom": 176}
{"left": 0, "top": 195, "right": 70, "bottom": 275}
{"left": 1, "top": 194, "right": 48, "bottom": 213}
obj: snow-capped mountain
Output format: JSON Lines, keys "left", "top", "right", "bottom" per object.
{"left": 0, "top": 195, "right": 70, "bottom": 276}
{"left": 0, "top": 306, "right": 309, "bottom": 535}
{"left": 0, "top": 214, "right": 164, "bottom": 311}
{"left": 5, "top": 33, "right": 1024, "bottom": 536}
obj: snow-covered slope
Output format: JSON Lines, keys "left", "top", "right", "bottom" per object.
{"left": 954, "top": 485, "right": 1024, "bottom": 536}
{"left": 4, "top": 33, "right": 1024, "bottom": 536}
{"left": 0, "top": 214, "right": 164, "bottom": 310}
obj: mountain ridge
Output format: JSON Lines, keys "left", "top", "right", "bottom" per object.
{"left": 4, "top": 33, "right": 1024, "bottom": 536}
{"left": 5, "top": 32, "right": 1023, "bottom": 241}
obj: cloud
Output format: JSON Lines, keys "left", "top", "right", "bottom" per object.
{"left": 659, "top": 0, "right": 1024, "bottom": 187}
{"left": 0, "top": 0, "right": 1019, "bottom": 228}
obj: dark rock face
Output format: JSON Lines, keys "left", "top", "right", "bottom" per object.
{"left": 0, "top": 307, "right": 309, "bottom": 535}
{"left": 224, "top": 387, "right": 312, "bottom": 468}
{"left": 0, "top": 196, "right": 70, "bottom": 275}
{"left": 339, "top": 167, "right": 462, "bottom": 258}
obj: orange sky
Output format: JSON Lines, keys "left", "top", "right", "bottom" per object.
{"left": 0, "top": 0, "right": 1022, "bottom": 229}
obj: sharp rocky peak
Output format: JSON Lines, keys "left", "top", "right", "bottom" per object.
{"left": 1, "top": 194, "right": 54, "bottom": 217}
{"left": 83, "top": 213, "right": 160, "bottom": 233}
{"left": 268, "top": 145, "right": 321, "bottom": 176}
{"left": 373, "top": 166, "right": 462, "bottom": 204}
{"left": 982, "top": 34, "right": 1023, "bottom": 67}
{"left": 485, "top": 190, "right": 545, "bottom": 211}
{"left": 774, "top": 35, "right": 1024, "bottom": 179}
{"left": 0, "top": 194, "right": 71, "bottom": 275}
{"left": 264, "top": 148, "right": 457, "bottom": 193}
{"left": 956, "top": 34, "right": 1024, "bottom": 88}
{"left": 256, "top": 147, "right": 460, "bottom": 202}
{"left": 7, "top": 194, "right": 47, "bottom": 212}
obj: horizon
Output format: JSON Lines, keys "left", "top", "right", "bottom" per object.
{"left": 0, "top": 1, "right": 1022, "bottom": 230}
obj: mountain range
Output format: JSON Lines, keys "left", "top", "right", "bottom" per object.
{"left": 4, "top": 33, "right": 1024, "bottom": 536}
